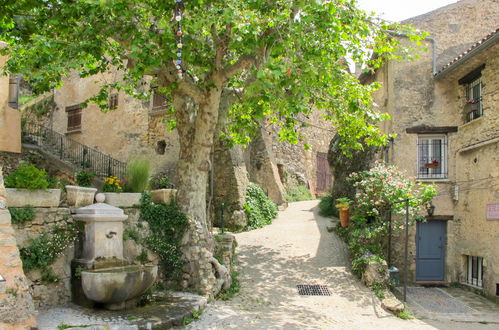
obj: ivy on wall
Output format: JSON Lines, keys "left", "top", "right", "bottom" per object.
{"left": 243, "top": 183, "right": 278, "bottom": 230}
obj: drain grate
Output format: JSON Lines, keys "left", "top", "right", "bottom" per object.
{"left": 297, "top": 285, "right": 331, "bottom": 296}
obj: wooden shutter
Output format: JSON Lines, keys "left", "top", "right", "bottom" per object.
{"left": 66, "top": 104, "right": 82, "bottom": 132}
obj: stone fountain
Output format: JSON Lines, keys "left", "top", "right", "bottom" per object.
{"left": 71, "top": 193, "right": 157, "bottom": 310}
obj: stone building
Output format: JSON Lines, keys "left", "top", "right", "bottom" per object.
{"left": 365, "top": 0, "right": 499, "bottom": 300}
{"left": 19, "top": 68, "right": 334, "bottom": 230}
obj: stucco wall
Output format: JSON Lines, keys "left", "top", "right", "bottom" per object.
{"left": 49, "top": 70, "right": 179, "bottom": 180}
{"left": 0, "top": 44, "right": 21, "bottom": 154}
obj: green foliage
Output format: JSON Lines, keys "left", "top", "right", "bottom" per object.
{"left": 183, "top": 308, "right": 204, "bottom": 325}
{"left": 150, "top": 172, "right": 173, "bottom": 190}
{"left": 139, "top": 192, "right": 188, "bottom": 278}
{"left": 20, "top": 224, "right": 79, "bottom": 272}
{"left": 123, "top": 228, "right": 140, "bottom": 243}
{"left": 1, "top": 0, "right": 426, "bottom": 153}
{"left": 370, "top": 281, "right": 386, "bottom": 299}
{"left": 57, "top": 325, "right": 90, "bottom": 330}
{"left": 217, "top": 271, "right": 240, "bottom": 301}
{"left": 319, "top": 195, "right": 337, "bottom": 217}
{"left": 22, "top": 94, "right": 56, "bottom": 117}
{"left": 5, "top": 288, "right": 18, "bottom": 297}
{"left": 396, "top": 307, "right": 414, "bottom": 320}
{"left": 349, "top": 162, "right": 436, "bottom": 223}
{"left": 4, "top": 164, "right": 49, "bottom": 190}
{"left": 243, "top": 183, "right": 278, "bottom": 230}
{"left": 75, "top": 170, "right": 95, "bottom": 187}
{"left": 9, "top": 206, "right": 35, "bottom": 224}
{"left": 137, "top": 249, "right": 149, "bottom": 264}
{"left": 41, "top": 267, "right": 60, "bottom": 283}
{"left": 125, "top": 157, "right": 151, "bottom": 193}
{"left": 285, "top": 180, "right": 313, "bottom": 202}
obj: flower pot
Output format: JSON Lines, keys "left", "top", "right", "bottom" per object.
{"left": 66, "top": 185, "right": 97, "bottom": 207}
{"left": 424, "top": 162, "right": 439, "bottom": 168}
{"left": 103, "top": 192, "right": 142, "bottom": 208}
{"left": 151, "top": 189, "right": 177, "bottom": 204}
{"left": 5, "top": 188, "right": 61, "bottom": 207}
{"left": 339, "top": 208, "right": 349, "bottom": 227}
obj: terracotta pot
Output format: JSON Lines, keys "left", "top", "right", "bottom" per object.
{"left": 339, "top": 208, "right": 349, "bottom": 227}
{"left": 424, "top": 162, "right": 439, "bottom": 168}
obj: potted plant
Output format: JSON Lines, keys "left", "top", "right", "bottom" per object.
{"left": 66, "top": 170, "right": 97, "bottom": 207}
{"left": 150, "top": 173, "right": 177, "bottom": 204}
{"left": 4, "top": 164, "right": 61, "bottom": 207}
{"left": 335, "top": 197, "right": 351, "bottom": 227}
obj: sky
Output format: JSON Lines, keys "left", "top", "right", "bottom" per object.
{"left": 356, "top": 0, "right": 459, "bottom": 22}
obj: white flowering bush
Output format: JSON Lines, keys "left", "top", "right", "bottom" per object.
{"left": 336, "top": 162, "right": 436, "bottom": 278}
{"left": 349, "top": 162, "right": 436, "bottom": 225}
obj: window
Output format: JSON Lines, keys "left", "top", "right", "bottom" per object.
{"left": 66, "top": 104, "right": 82, "bottom": 132}
{"left": 417, "top": 134, "right": 447, "bottom": 179}
{"left": 465, "top": 77, "right": 482, "bottom": 122}
{"left": 108, "top": 93, "right": 119, "bottom": 110}
{"left": 467, "top": 256, "right": 483, "bottom": 288}
{"left": 152, "top": 86, "right": 169, "bottom": 111}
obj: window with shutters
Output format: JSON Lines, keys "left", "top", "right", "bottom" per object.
{"left": 417, "top": 134, "right": 447, "bottom": 179}
{"left": 151, "top": 86, "right": 169, "bottom": 112}
{"left": 66, "top": 104, "right": 82, "bottom": 133}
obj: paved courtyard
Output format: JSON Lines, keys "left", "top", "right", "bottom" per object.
{"left": 187, "top": 200, "right": 499, "bottom": 330}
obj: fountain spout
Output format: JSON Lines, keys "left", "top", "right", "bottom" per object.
{"left": 106, "top": 231, "right": 117, "bottom": 238}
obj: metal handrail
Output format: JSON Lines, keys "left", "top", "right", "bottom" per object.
{"left": 21, "top": 123, "right": 127, "bottom": 179}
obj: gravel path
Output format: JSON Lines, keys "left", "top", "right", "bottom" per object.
{"left": 187, "top": 200, "right": 438, "bottom": 329}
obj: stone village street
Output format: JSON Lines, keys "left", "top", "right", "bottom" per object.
{"left": 186, "top": 200, "right": 499, "bottom": 330}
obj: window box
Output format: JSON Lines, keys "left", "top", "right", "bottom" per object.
{"left": 424, "top": 162, "right": 440, "bottom": 168}
{"left": 66, "top": 185, "right": 97, "bottom": 208}
{"left": 103, "top": 192, "right": 141, "bottom": 208}
{"left": 5, "top": 188, "right": 61, "bottom": 207}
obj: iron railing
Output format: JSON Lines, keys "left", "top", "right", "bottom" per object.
{"left": 22, "top": 123, "right": 127, "bottom": 179}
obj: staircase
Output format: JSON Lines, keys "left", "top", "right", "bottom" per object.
{"left": 21, "top": 123, "right": 127, "bottom": 179}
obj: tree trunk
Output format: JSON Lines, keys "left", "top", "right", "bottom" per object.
{"left": 174, "top": 87, "right": 231, "bottom": 296}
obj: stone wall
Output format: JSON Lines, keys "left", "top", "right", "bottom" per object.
{"left": 0, "top": 167, "right": 37, "bottom": 329}
{"left": 370, "top": 0, "right": 499, "bottom": 298}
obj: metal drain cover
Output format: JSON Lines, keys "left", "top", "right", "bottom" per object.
{"left": 297, "top": 285, "right": 331, "bottom": 296}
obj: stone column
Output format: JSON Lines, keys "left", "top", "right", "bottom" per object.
{"left": 0, "top": 166, "right": 37, "bottom": 329}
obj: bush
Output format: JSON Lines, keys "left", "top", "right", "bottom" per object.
{"left": 10, "top": 207, "right": 35, "bottom": 224}
{"left": 139, "top": 192, "right": 188, "bottom": 278}
{"left": 243, "top": 183, "right": 278, "bottom": 230}
{"left": 150, "top": 172, "right": 173, "bottom": 189}
{"left": 126, "top": 157, "right": 151, "bottom": 193}
{"left": 318, "top": 195, "right": 337, "bottom": 217}
{"left": 75, "top": 170, "right": 95, "bottom": 187}
{"left": 20, "top": 224, "right": 79, "bottom": 272}
{"left": 4, "top": 164, "right": 49, "bottom": 190}
{"left": 285, "top": 181, "right": 313, "bottom": 202}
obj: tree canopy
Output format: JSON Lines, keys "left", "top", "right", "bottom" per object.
{"left": 1, "top": 0, "right": 425, "bottom": 151}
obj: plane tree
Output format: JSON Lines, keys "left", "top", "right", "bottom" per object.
{"left": 1, "top": 0, "right": 424, "bottom": 296}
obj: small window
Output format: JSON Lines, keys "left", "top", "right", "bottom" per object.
{"left": 417, "top": 135, "right": 447, "bottom": 179}
{"left": 152, "top": 86, "right": 169, "bottom": 111}
{"left": 108, "top": 93, "right": 119, "bottom": 110}
{"left": 464, "top": 78, "right": 482, "bottom": 122}
{"left": 467, "top": 256, "right": 483, "bottom": 288}
{"left": 66, "top": 104, "right": 82, "bottom": 132}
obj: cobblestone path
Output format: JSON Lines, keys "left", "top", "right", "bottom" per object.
{"left": 187, "top": 200, "right": 437, "bottom": 329}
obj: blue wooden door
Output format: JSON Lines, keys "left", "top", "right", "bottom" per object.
{"left": 416, "top": 221, "right": 446, "bottom": 281}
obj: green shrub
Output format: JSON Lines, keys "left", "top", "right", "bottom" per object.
{"left": 10, "top": 207, "right": 35, "bottom": 224}
{"left": 139, "top": 192, "right": 188, "bottom": 278}
{"left": 4, "top": 164, "right": 49, "bottom": 190}
{"left": 75, "top": 170, "right": 95, "bottom": 187}
{"left": 319, "top": 195, "right": 337, "bottom": 217}
{"left": 285, "top": 181, "right": 313, "bottom": 202}
{"left": 125, "top": 157, "right": 151, "bottom": 193}
{"left": 20, "top": 224, "right": 79, "bottom": 272}
{"left": 243, "top": 183, "right": 278, "bottom": 230}
{"left": 150, "top": 172, "right": 173, "bottom": 189}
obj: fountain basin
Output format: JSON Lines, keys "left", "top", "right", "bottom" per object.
{"left": 81, "top": 265, "right": 158, "bottom": 310}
